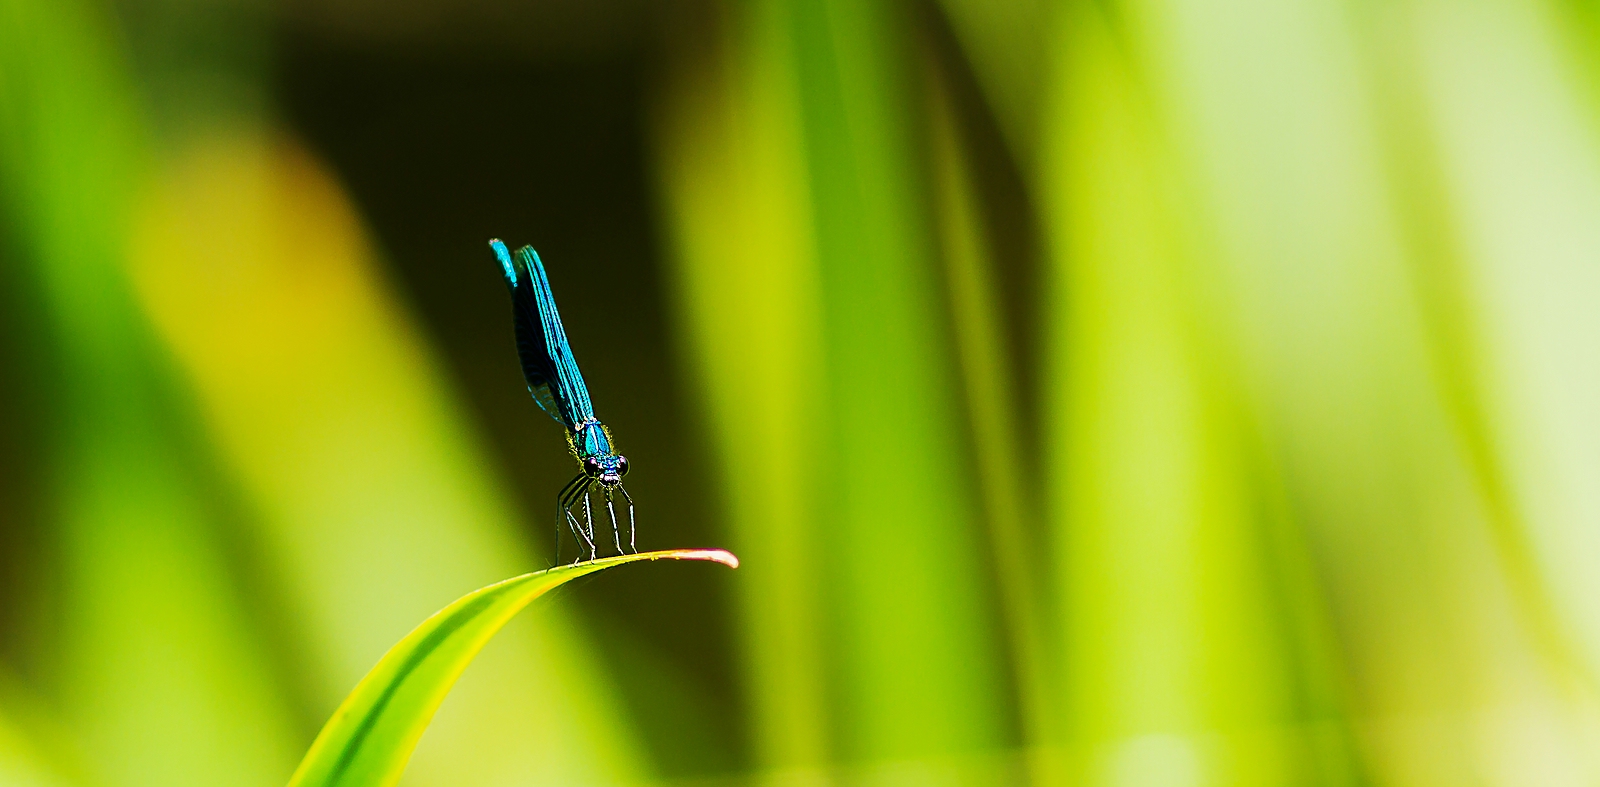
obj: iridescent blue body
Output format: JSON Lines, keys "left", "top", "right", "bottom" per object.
{"left": 491, "top": 238, "right": 633, "bottom": 561}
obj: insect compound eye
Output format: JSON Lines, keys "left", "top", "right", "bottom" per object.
{"left": 616, "top": 456, "right": 629, "bottom": 477}
{"left": 582, "top": 457, "right": 603, "bottom": 477}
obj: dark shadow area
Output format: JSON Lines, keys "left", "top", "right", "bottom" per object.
{"left": 0, "top": 220, "right": 54, "bottom": 685}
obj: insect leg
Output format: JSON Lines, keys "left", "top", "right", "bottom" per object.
{"left": 554, "top": 473, "right": 587, "bottom": 565}
{"left": 561, "top": 477, "right": 596, "bottom": 564}
{"left": 605, "top": 489, "right": 622, "bottom": 554}
{"left": 581, "top": 488, "right": 597, "bottom": 561}
{"left": 618, "top": 484, "right": 636, "bottom": 554}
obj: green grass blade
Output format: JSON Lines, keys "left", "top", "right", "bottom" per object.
{"left": 1040, "top": 7, "right": 1364, "bottom": 782}
{"left": 653, "top": 18, "right": 834, "bottom": 769}
{"left": 658, "top": 0, "right": 1009, "bottom": 770}
{"left": 286, "top": 549, "right": 738, "bottom": 787}
{"left": 927, "top": 75, "right": 1055, "bottom": 757}
{"left": 788, "top": 0, "right": 1009, "bottom": 762}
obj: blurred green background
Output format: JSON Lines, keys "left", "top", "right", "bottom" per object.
{"left": 3, "top": 0, "right": 1600, "bottom": 784}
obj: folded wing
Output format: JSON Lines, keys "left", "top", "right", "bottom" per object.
{"left": 489, "top": 239, "right": 596, "bottom": 430}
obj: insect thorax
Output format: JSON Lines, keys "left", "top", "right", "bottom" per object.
{"left": 568, "top": 419, "right": 616, "bottom": 459}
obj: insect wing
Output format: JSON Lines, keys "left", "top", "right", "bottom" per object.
{"left": 490, "top": 239, "right": 566, "bottom": 425}
{"left": 513, "top": 244, "right": 597, "bottom": 428}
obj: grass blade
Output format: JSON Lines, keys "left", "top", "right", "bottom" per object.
{"left": 1040, "top": 7, "right": 1364, "bottom": 782}
{"left": 926, "top": 70, "right": 1056, "bottom": 760}
{"left": 789, "top": 0, "right": 1009, "bottom": 762}
{"left": 654, "top": 2, "right": 831, "bottom": 770}
{"left": 286, "top": 549, "right": 738, "bottom": 787}
{"left": 658, "top": 0, "right": 1009, "bottom": 770}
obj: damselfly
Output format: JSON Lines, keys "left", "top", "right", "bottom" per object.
{"left": 490, "top": 239, "right": 634, "bottom": 563}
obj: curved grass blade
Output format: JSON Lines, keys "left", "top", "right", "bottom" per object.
{"left": 286, "top": 548, "right": 739, "bottom": 787}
